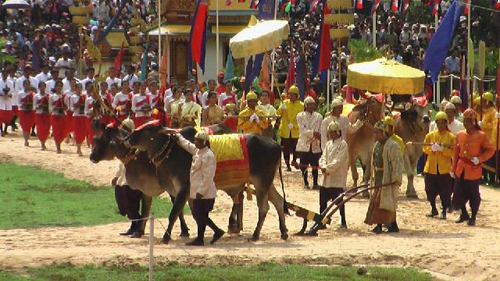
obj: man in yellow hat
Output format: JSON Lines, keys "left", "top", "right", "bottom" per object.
{"left": 296, "top": 96, "right": 323, "bottom": 189}
{"left": 365, "top": 120, "right": 403, "bottom": 234}
{"left": 277, "top": 85, "right": 304, "bottom": 171}
{"left": 319, "top": 120, "right": 349, "bottom": 228}
{"left": 423, "top": 111, "right": 456, "bottom": 219}
{"left": 479, "top": 92, "right": 497, "bottom": 184}
{"left": 238, "top": 91, "right": 268, "bottom": 134}
{"left": 384, "top": 116, "right": 405, "bottom": 156}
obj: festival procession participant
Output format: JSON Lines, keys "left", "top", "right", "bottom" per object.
{"left": 79, "top": 67, "right": 95, "bottom": 89}
{"left": 316, "top": 96, "right": 328, "bottom": 117}
{"left": 450, "top": 95, "right": 463, "bottom": 122}
{"left": 429, "top": 103, "right": 464, "bottom": 135}
{"left": 33, "top": 81, "right": 51, "bottom": 150}
{"left": 218, "top": 80, "right": 238, "bottom": 108}
{"left": 215, "top": 72, "right": 226, "bottom": 96}
{"left": 111, "top": 118, "right": 146, "bottom": 238}
{"left": 365, "top": 120, "right": 403, "bottom": 234}
{"left": 148, "top": 81, "right": 165, "bottom": 126}
{"left": 112, "top": 81, "right": 132, "bottom": 122}
{"left": 201, "top": 79, "right": 217, "bottom": 108}
{"left": 223, "top": 103, "right": 238, "bottom": 132}
{"left": 384, "top": 116, "right": 405, "bottom": 156}
{"left": 319, "top": 120, "right": 349, "bottom": 228}
{"left": 256, "top": 90, "right": 277, "bottom": 139}
{"left": 98, "top": 81, "right": 113, "bottom": 125}
{"left": 423, "top": 111, "right": 456, "bottom": 219}
{"left": 320, "top": 97, "right": 362, "bottom": 151}
{"left": 105, "top": 66, "right": 121, "bottom": 89}
{"left": 277, "top": 85, "right": 303, "bottom": 171}
{"left": 0, "top": 68, "right": 14, "bottom": 136}
{"left": 63, "top": 79, "right": 77, "bottom": 144}
{"left": 452, "top": 109, "right": 495, "bottom": 226}
{"left": 296, "top": 96, "right": 323, "bottom": 189}
{"left": 84, "top": 86, "right": 95, "bottom": 147}
{"left": 18, "top": 79, "right": 36, "bottom": 146}
{"left": 179, "top": 89, "right": 202, "bottom": 128}
{"left": 70, "top": 82, "right": 87, "bottom": 156}
{"left": 166, "top": 86, "right": 183, "bottom": 128}
{"left": 62, "top": 68, "right": 77, "bottom": 93}
{"left": 478, "top": 92, "right": 498, "bottom": 185}
{"left": 238, "top": 91, "right": 268, "bottom": 134}
{"left": 202, "top": 91, "right": 225, "bottom": 126}
{"left": 131, "top": 81, "right": 152, "bottom": 128}
{"left": 123, "top": 65, "right": 139, "bottom": 86}
{"left": 49, "top": 81, "right": 67, "bottom": 154}
{"left": 35, "top": 64, "right": 51, "bottom": 83}
{"left": 172, "top": 130, "right": 225, "bottom": 246}
{"left": 45, "top": 69, "right": 60, "bottom": 93}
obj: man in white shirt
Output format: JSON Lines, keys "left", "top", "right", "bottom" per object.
{"left": 54, "top": 51, "right": 73, "bottom": 78}
{"left": 35, "top": 64, "right": 51, "bottom": 83}
{"left": 444, "top": 49, "right": 460, "bottom": 75}
{"left": 319, "top": 120, "right": 349, "bottom": 228}
{"left": 172, "top": 130, "right": 225, "bottom": 246}
{"left": 45, "top": 69, "right": 60, "bottom": 93}
{"left": 201, "top": 79, "right": 217, "bottom": 108}
{"left": 106, "top": 66, "right": 122, "bottom": 89}
{"left": 296, "top": 97, "right": 323, "bottom": 189}
{"left": 122, "top": 66, "right": 139, "bottom": 86}
{"left": 62, "top": 68, "right": 78, "bottom": 93}
{"left": 15, "top": 65, "right": 39, "bottom": 94}
{"left": 320, "top": 98, "right": 362, "bottom": 151}
{"left": 429, "top": 102, "right": 464, "bottom": 135}
{"left": 0, "top": 69, "right": 15, "bottom": 136}
{"left": 79, "top": 67, "right": 96, "bottom": 90}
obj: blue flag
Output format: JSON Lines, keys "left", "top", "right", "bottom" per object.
{"left": 243, "top": 56, "right": 254, "bottom": 92}
{"left": 249, "top": 53, "right": 264, "bottom": 89}
{"left": 258, "top": 0, "right": 275, "bottom": 19}
{"left": 224, "top": 51, "right": 235, "bottom": 82}
{"left": 423, "top": 0, "right": 463, "bottom": 83}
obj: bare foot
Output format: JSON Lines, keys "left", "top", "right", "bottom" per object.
{"left": 56, "top": 149, "right": 62, "bottom": 154}
{"left": 24, "top": 141, "right": 29, "bottom": 147}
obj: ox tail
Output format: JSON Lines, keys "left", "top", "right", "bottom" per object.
{"left": 279, "top": 162, "right": 290, "bottom": 215}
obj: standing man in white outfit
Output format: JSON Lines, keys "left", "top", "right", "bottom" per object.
{"left": 173, "top": 130, "right": 225, "bottom": 246}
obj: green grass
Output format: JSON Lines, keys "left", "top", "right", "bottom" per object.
{"left": 0, "top": 263, "right": 433, "bottom": 281}
{"left": 0, "top": 163, "right": 173, "bottom": 229}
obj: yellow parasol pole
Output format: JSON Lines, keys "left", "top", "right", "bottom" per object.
{"left": 270, "top": 0, "right": 279, "bottom": 93}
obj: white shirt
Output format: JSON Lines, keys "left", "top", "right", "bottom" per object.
{"left": 112, "top": 92, "right": 131, "bottom": 115}
{"left": 132, "top": 93, "right": 152, "bottom": 117}
{"left": 18, "top": 90, "right": 34, "bottom": 111}
{"left": 319, "top": 138, "right": 350, "bottom": 189}
{"left": 105, "top": 76, "right": 121, "bottom": 88}
{"left": 45, "top": 79, "right": 56, "bottom": 94}
{"left": 429, "top": 119, "right": 464, "bottom": 135}
{"left": 70, "top": 93, "right": 87, "bottom": 116}
{"left": 0, "top": 77, "right": 14, "bottom": 110}
{"left": 84, "top": 96, "right": 94, "bottom": 116}
{"left": 296, "top": 111, "right": 323, "bottom": 153}
{"left": 15, "top": 76, "right": 39, "bottom": 94}
{"left": 49, "top": 93, "right": 66, "bottom": 115}
{"left": 62, "top": 77, "right": 79, "bottom": 93}
{"left": 218, "top": 92, "right": 238, "bottom": 108}
{"left": 114, "top": 163, "right": 128, "bottom": 186}
{"left": 55, "top": 58, "right": 73, "bottom": 78}
{"left": 34, "top": 92, "right": 50, "bottom": 114}
{"left": 80, "top": 77, "right": 95, "bottom": 89}
{"left": 35, "top": 72, "right": 51, "bottom": 83}
{"left": 321, "top": 114, "right": 362, "bottom": 151}
{"left": 122, "top": 74, "right": 139, "bottom": 86}
{"left": 177, "top": 135, "right": 218, "bottom": 199}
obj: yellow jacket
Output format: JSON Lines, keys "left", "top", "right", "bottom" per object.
{"left": 480, "top": 106, "right": 497, "bottom": 142}
{"left": 423, "top": 130, "right": 456, "bottom": 175}
{"left": 390, "top": 134, "right": 405, "bottom": 156}
{"left": 276, "top": 99, "right": 304, "bottom": 139}
{"left": 238, "top": 107, "right": 268, "bottom": 134}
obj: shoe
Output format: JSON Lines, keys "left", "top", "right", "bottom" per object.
{"left": 317, "top": 224, "right": 327, "bottom": 230}
{"left": 455, "top": 215, "right": 470, "bottom": 223}
{"left": 285, "top": 165, "right": 291, "bottom": 172}
{"left": 371, "top": 225, "right": 382, "bottom": 234}
{"left": 467, "top": 218, "right": 476, "bottom": 226}
{"left": 291, "top": 161, "right": 299, "bottom": 169}
{"left": 186, "top": 239, "right": 204, "bottom": 246}
{"left": 312, "top": 185, "right": 320, "bottom": 190}
{"left": 426, "top": 209, "right": 438, "bottom": 217}
{"left": 339, "top": 223, "right": 347, "bottom": 229}
{"left": 304, "top": 183, "right": 310, "bottom": 189}
{"left": 129, "top": 231, "right": 144, "bottom": 238}
{"left": 210, "top": 230, "right": 225, "bottom": 245}
{"left": 386, "top": 226, "right": 399, "bottom": 233}
{"left": 439, "top": 212, "right": 447, "bottom": 220}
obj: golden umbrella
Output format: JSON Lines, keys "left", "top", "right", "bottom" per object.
{"left": 347, "top": 58, "right": 425, "bottom": 95}
{"left": 229, "top": 18, "right": 289, "bottom": 59}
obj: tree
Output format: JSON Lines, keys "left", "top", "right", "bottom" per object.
{"left": 0, "top": 38, "right": 17, "bottom": 66}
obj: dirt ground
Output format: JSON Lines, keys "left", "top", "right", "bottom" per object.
{"left": 1, "top": 132, "right": 500, "bottom": 280}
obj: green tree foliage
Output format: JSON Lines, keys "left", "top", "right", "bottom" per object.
{"left": 405, "top": 1, "right": 434, "bottom": 25}
{"left": 348, "top": 39, "right": 383, "bottom": 63}
{"left": 0, "top": 38, "right": 17, "bottom": 65}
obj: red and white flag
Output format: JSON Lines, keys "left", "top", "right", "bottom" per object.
{"left": 432, "top": 0, "right": 440, "bottom": 16}
{"left": 402, "top": 0, "right": 411, "bottom": 14}
{"left": 391, "top": 0, "right": 399, "bottom": 11}
{"left": 372, "top": 0, "right": 381, "bottom": 13}
{"left": 495, "top": 0, "right": 500, "bottom": 9}
{"left": 464, "top": 0, "right": 470, "bottom": 15}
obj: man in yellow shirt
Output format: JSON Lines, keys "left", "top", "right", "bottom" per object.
{"left": 479, "top": 92, "right": 497, "bottom": 185}
{"left": 238, "top": 91, "right": 268, "bottom": 134}
{"left": 384, "top": 116, "right": 405, "bottom": 156}
{"left": 276, "top": 85, "right": 304, "bottom": 171}
{"left": 423, "top": 111, "right": 455, "bottom": 219}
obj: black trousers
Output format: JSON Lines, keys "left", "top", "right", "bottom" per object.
{"left": 192, "top": 198, "right": 220, "bottom": 240}
{"left": 453, "top": 175, "right": 481, "bottom": 213}
{"left": 424, "top": 173, "right": 452, "bottom": 209}
{"left": 281, "top": 137, "right": 298, "bottom": 164}
{"left": 114, "top": 185, "right": 143, "bottom": 220}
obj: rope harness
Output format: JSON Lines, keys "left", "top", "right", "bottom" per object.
{"left": 150, "top": 137, "right": 174, "bottom": 168}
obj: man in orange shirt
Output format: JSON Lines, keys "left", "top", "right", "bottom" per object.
{"left": 451, "top": 109, "right": 495, "bottom": 226}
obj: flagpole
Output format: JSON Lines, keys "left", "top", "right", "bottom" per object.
{"left": 467, "top": 1, "right": 471, "bottom": 108}
{"left": 372, "top": 12, "right": 376, "bottom": 48}
{"left": 326, "top": 69, "right": 331, "bottom": 112}
{"left": 270, "top": 0, "right": 279, "bottom": 92}
{"left": 158, "top": 0, "right": 162, "bottom": 87}
{"left": 216, "top": 0, "right": 220, "bottom": 75}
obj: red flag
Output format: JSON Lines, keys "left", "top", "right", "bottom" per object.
{"left": 189, "top": 0, "right": 209, "bottom": 73}
{"left": 391, "top": 0, "right": 399, "bottom": 11}
{"left": 496, "top": 0, "right": 500, "bottom": 9}
{"left": 225, "top": 0, "right": 232, "bottom": 5}
{"left": 464, "top": 0, "right": 470, "bottom": 15}
{"left": 356, "top": 0, "right": 363, "bottom": 9}
{"left": 372, "top": 0, "right": 381, "bottom": 13}
{"left": 311, "top": 1, "right": 331, "bottom": 79}
{"left": 402, "top": 0, "right": 411, "bottom": 14}
{"left": 432, "top": 0, "right": 440, "bottom": 16}
{"left": 285, "top": 43, "right": 296, "bottom": 93}
{"left": 114, "top": 43, "right": 125, "bottom": 77}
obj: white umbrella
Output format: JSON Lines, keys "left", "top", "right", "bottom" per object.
{"left": 2, "top": 0, "right": 30, "bottom": 9}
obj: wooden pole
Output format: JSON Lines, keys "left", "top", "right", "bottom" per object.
{"left": 157, "top": 0, "right": 162, "bottom": 88}
{"left": 216, "top": 0, "right": 220, "bottom": 75}
{"left": 467, "top": 2, "right": 471, "bottom": 108}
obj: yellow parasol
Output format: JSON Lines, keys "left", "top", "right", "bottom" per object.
{"left": 229, "top": 18, "right": 290, "bottom": 59}
{"left": 347, "top": 58, "right": 425, "bottom": 95}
